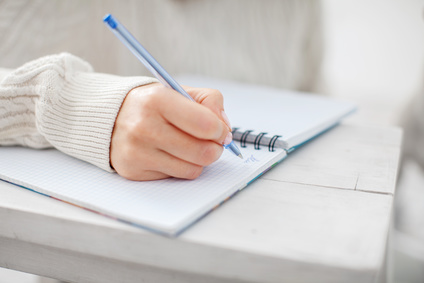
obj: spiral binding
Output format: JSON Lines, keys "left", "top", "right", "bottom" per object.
{"left": 240, "top": 130, "right": 253, "bottom": 148}
{"left": 268, "top": 134, "right": 282, "bottom": 152}
{"left": 254, "top": 132, "right": 267, "bottom": 150}
{"left": 232, "top": 128, "right": 282, "bottom": 152}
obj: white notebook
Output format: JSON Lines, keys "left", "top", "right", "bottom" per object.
{"left": 0, "top": 77, "right": 355, "bottom": 236}
{"left": 0, "top": 146, "right": 286, "bottom": 236}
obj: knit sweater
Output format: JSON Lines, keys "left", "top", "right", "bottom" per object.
{"left": 0, "top": 53, "right": 156, "bottom": 172}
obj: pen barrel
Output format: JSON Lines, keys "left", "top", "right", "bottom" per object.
{"left": 104, "top": 14, "right": 194, "bottom": 102}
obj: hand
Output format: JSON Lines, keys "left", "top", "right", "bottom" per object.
{"left": 110, "top": 83, "right": 232, "bottom": 181}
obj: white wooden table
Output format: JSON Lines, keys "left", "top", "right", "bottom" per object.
{"left": 0, "top": 123, "right": 402, "bottom": 283}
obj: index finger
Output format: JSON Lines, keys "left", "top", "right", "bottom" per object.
{"left": 157, "top": 89, "right": 228, "bottom": 143}
{"left": 184, "top": 87, "right": 232, "bottom": 130}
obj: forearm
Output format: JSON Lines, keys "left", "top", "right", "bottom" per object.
{"left": 0, "top": 53, "right": 157, "bottom": 171}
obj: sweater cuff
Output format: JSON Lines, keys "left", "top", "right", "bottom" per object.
{"left": 37, "top": 71, "right": 157, "bottom": 172}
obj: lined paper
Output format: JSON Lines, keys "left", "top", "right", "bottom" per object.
{"left": 0, "top": 145, "right": 286, "bottom": 236}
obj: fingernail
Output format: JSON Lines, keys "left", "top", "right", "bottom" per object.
{"left": 223, "top": 132, "right": 233, "bottom": 145}
{"left": 221, "top": 110, "right": 231, "bottom": 129}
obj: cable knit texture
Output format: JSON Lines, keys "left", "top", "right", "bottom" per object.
{"left": 0, "top": 53, "right": 157, "bottom": 171}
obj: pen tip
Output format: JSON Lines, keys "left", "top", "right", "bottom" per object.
{"left": 238, "top": 153, "right": 244, "bottom": 159}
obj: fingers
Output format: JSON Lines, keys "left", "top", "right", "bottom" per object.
{"left": 113, "top": 146, "right": 205, "bottom": 181}
{"left": 185, "top": 86, "right": 232, "bottom": 129}
{"left": 157, "top": 89, "right": 229, "bottom": 144}
{"left": 185, "top": 87, "right": 223, "bottom": 115}
{"left": 154, "top": 122, "right": 224, "bottom": 166}
{"left": 148, "top": 150, "right": 204, "bottom": 180}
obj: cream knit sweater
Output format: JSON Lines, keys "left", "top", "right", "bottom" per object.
{"left": 0, "top": 53, "right": 156, "bottom": 171}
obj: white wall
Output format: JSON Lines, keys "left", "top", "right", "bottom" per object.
{"left": 321, "top": 0, "right": 424, "bottom": 125}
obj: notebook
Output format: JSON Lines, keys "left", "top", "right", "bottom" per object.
{"left": 0, "top": 77, "right": 355, "bottom": 237}
{"left": 0, "top": 146, "right": 286, "bottom": 236}
{"left": 177, "top": 75, "right": 356, "bottom": 152}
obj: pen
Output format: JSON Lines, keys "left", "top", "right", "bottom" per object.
{"left": 103, "top": 14, "right": 243, "bottom": 159}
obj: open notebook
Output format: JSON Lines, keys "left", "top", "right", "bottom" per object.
{"left": 0, "top": 77, "right": 355, "bottom": 237}
{"left": 178, "top": 76, "right": 356, "bottom": 152}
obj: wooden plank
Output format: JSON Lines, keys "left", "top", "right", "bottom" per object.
{"left": 0, "top": 177, "right": 393, "bottom": 282}
{"left": 0, "top": 236, "right": 373, "bottom": 283}
{"left": 264, "top": 124, "right": 402, "bottom": 194}
{"left": 0, "top": 237, "right": 237, "bottom": 283}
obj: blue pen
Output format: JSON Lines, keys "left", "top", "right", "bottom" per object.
{"left": 103, "top": 14, "right": 243, "bottom": 159}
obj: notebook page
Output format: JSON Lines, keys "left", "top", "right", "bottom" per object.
{"left": 177, "top": 75, "right": 356, "bottom": 149}
{"left": 0, "top": 145, "right": 286, "bottom": 236}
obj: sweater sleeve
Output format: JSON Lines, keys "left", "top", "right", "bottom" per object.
{"left": 0, "top": 53, "right": 157, "bottom": 172}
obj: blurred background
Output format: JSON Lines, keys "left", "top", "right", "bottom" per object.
{"left": 0, "top": 0, "right": 423, "bottom": 282}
